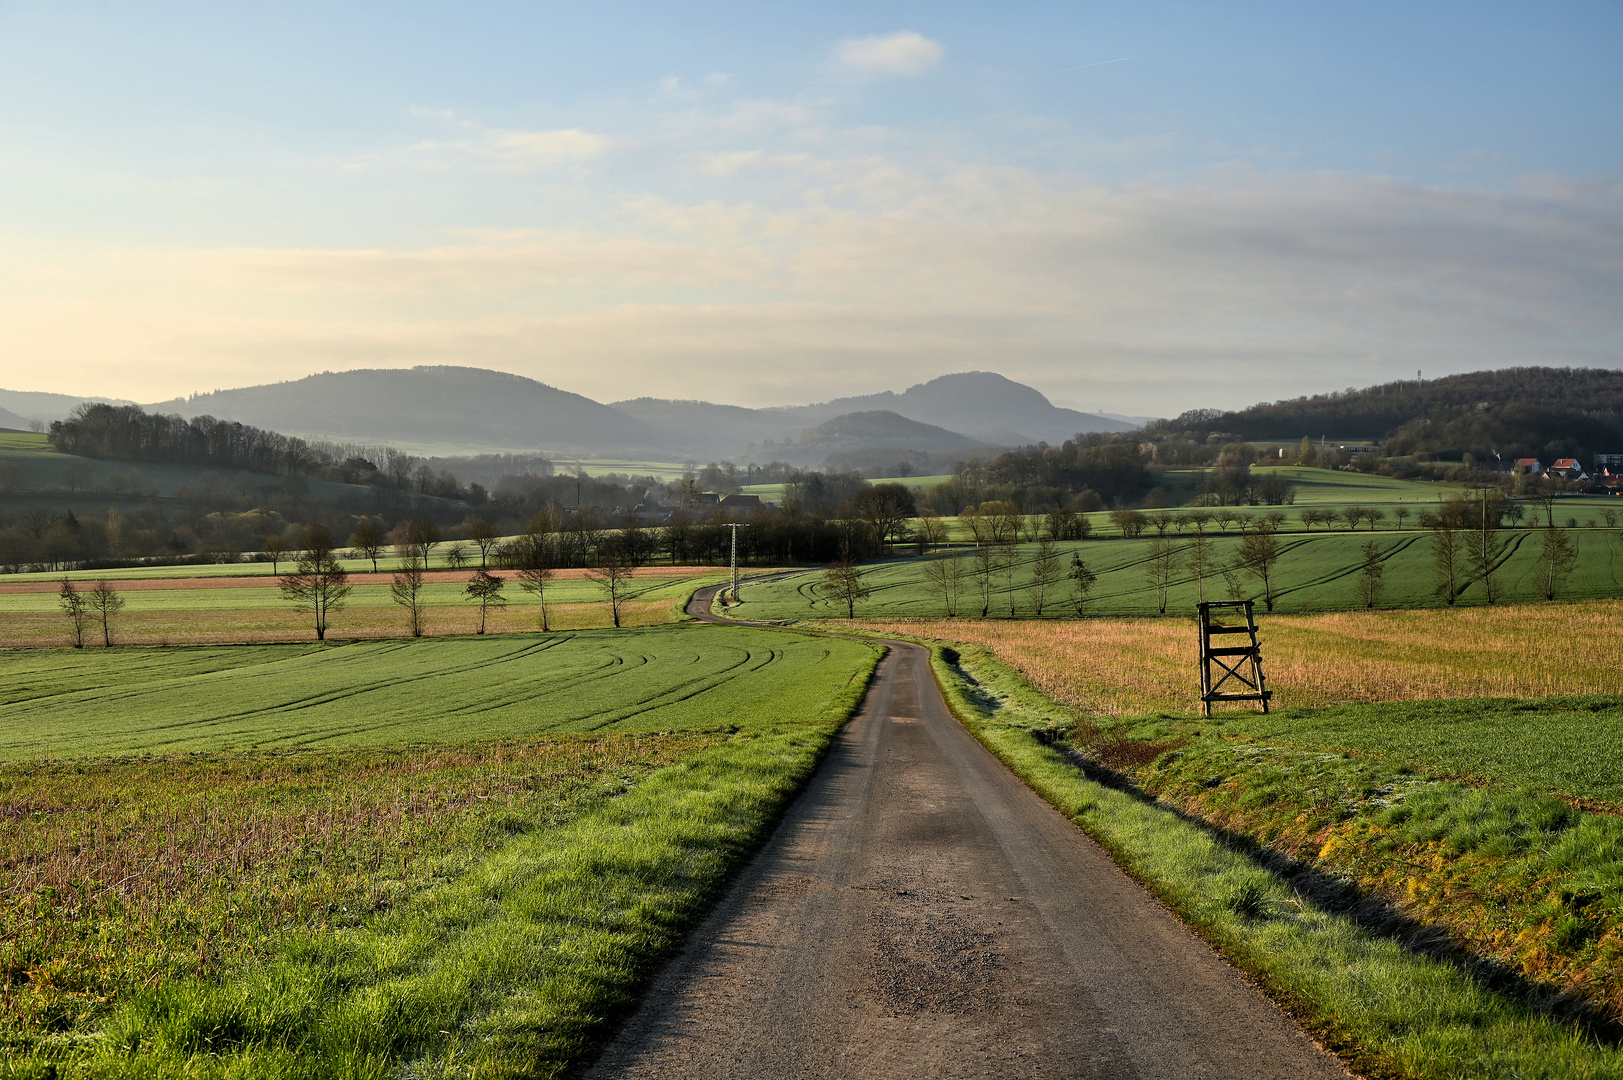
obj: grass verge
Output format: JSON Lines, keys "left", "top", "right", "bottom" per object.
{"left": 921, "top": 639, "right": 1623, "bottom": 1079}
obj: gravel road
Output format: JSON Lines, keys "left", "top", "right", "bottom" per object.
{"left": 587, "top": 586, "right": 1352, "bottom": 1079}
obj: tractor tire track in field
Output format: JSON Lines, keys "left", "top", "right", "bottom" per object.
{"left": 589, "top": 586, "right": 1351, "bottom": 1080}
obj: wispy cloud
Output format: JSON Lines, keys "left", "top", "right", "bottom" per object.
{"left": 408, "top": 111, "right": 613, "bottom": 170}
{"left": 834, "top": 32, "right": 944, "bottom": 76}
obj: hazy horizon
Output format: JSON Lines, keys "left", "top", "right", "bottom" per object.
{"left": 2, "top": 2, "right": 1619, "bottom": 416}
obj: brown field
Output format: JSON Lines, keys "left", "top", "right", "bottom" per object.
{"left": 0, "top": 599, "right": 678, "bottom": 647}
{"left": 843, "top": 599, "right": 1623, "bottom": 715}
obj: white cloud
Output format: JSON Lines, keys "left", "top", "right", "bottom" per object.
{"left": 408, "top": 111, "right": 614, "bottom": 170}
{"left": 834, "top": 32, "right": 944, "bottom": 76}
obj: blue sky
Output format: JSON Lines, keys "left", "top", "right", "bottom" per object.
{"left": 1, "top": 1, "right": 1619, "bottom": 415}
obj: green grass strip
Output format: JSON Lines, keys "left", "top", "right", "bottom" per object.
{"left": 14, "top": 644, "right": 881, "bottom": 1080}
{"left": 922, "top": 641, "right": 1623, "bottom": 1080}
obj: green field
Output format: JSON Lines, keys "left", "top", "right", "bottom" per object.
{"left": 731, "top": 527, "right": 1623, "bottom": 620}
{"left": 0, "top": 625, "right": 868, "bottom": 759}
{"left": 0, "top": 625, "right": 881, "bottom": 1077}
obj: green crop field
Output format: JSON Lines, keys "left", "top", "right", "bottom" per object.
{"left": 0, "top": 625, "right": 869, "bottom": 759}
{"left": 731, "top": 527, "right": 1623, "bottom": 621}
{"left": 0, "top": 624, "right": 881, "bottom": 1076}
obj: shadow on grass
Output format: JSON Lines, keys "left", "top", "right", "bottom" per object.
{"left": 1052, "top": 736, "right": 1623, "bottom": 1047}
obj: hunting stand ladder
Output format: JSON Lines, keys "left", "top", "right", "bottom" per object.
{"left": 1197, "top": 600, "right": 1271, "bottom": 716}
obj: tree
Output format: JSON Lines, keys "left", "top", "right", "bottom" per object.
{"left": 61, "top": 460, "right": 94, "bottom": 494}
{"left": 1361, "top": 508, "right": 1386, "bottom": 531}
{"left": 1536, "top": 526, "right": 1578, "bottom": 601}
{"left": 263, "top": 534, "right": 289, "bottom": 575}
{"left": 1393, "top": 507, "right": 1410, "bottom": 530}
{"left": 445, "top": 543, "right": 469, "bottom": 570}
{"left": 85, "top": 580, "right": 125, "bottom": 646}
{"left": 1185, "top": 532, "right": 1217, "bottom": 603}
{"left": 971, "top": 542, "right": 1001, "bottom": 616}
{"left": 1467, "top": 490, "right": 1505, "bottom": 604}
{"left": 847, "top": 483, "right": 917, "bottom": 551}
{"left": 1354, "top": 540, "right": 1385, "bottom": 609}
{"left": 513, "top": 532, "right": 555, "bottom": 631}
{"left": 1339, "top": 506, "right": 1364, "bottom": 531}
{"left": 587, "top": 537, "right": 637, "bottom": 628}
{"left": 1028, "top": 538, "right": 1061, "bottom": 616}
{"left": 1109, "top": 509, "right": 1147, "bottom": 538}
{"left": 349, "top": 518, "right": 384, "bottom": 573}
{"left": 465, "top": 568, "right": 507, "bottom": 634}
{"left": 1426, "top": 513, "right": 1463, "bottom": 606}
{"left": 1145, "top": 535, "right": 1180, "bottom": 615}
{"left": 823, "top": 558, "right": 871, "bottom": 618}
{"left": 1068, "top": 554, "right": 1097, "bottom": 615}
{"left": 466, "top": 517, "right": 500, "bottom": 568}
{"left": 58, "top": 577, "right": 89, "bottom": 648}
{"left": 915, "top": 509, "right": 947, "bottom": 552}
{"left": 397, "top": 517, "right": 441, "bottom": 567}
{"left": 1233, "top": 524, "right": 1281, "bottom": 611}
{"left": 390, "top": 554, "right": 428, "bottom": 637}
{"left": 279, "top": 524, "right": 352, "bottom": 641}
{"left": 922, "top": 550, "right": 966, "bottom": 616}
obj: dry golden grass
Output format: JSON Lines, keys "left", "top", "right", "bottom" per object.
{"left": 845, "top": 599, "right": 1623, "bottom": 715}
{"left": 0, "top": 599, "right": 675, "bottom": 647}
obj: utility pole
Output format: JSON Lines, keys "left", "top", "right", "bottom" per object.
{"left": 723, "top": 523, "right": 750, "bottom": 602}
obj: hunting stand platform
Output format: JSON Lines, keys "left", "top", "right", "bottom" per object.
{"left": 1197, "top": 600, "right": 1271, "bottom": 716}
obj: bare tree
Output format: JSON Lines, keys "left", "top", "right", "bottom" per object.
{"left": 58, "top": 577, "right": 89, "bottom": 648}
{"left": 349, "top": 518, "right": 384, "bottom": 573}
{"left": 1361, "top": 508, "right": 1386, "bottom": 531}
{"left": 1425, "top": 512, "right": 1463, "bottom": 606}
{"left": 1467, "top": 490, "right": 1505, "bottom": 604}
{"left": 396, "top": 517, "right": 441, "bottom": 567}
{"left": 1185, "top": 532, "right": 1217, "bottom": 604}
{"left": 1144, "top": 536, "right": 1179, "bottom": 615}
{"left": 1537, "top": 526, "right": 1578, "bottom": 601}
{"left": 390, "top": 555, "right": 428, "bottom": 637}
{"left": 588, "top": 537, "right": 637, "bottom": 627}
{"left": 262, "top": 534, "right": 289, "bottom": 575}
{"left": 445, "top": 543, "right": 469, "bottom": 570}
{"left": 1393, "top": 507, "right": 1411, "bottom": 530}
{"left": 279, "top": 524, "right": 352, "bottom": 641}
{"left": 822, "top": 558, "right": 871, "bottom": 618}
{"left": 465, "top": 568, "right": 507, "bottom": 634}
{"left": 922, "top": 550, "right": 966, "bottom": 616}
{"left": 915, "top": 509, "right": 947, "bottom": 552}
{"left": 1233, "top": 523, "right": 1282, "bottom": 612}
{"left": 1027, "top": 537, "right": 1061, "bottom": 616}
{"left": 1068, "top": 553, "right": 1097, "bottom": 616}
{"left": 1354, "top": 540, "right": 1385, "bottom": 609}
{"left": 61, "top": 460, "right": 93, "bottom": 494}
{"left": 971, "top": 542, "right": 1001, "bottom": 616}
{"left": 1340, "top": 506, "right": 1364, "bottom": 531}
{"left": 514, "top": 533, "right": 555, "bottom": 631}
{"left": 466, "top": 517, "right": 500, "bottom": 568}
{"left": 85, "top": 580, "right": 126, "bottom": 646}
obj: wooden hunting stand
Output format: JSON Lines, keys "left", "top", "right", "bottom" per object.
{"left": 1197, "top": 600, "right": 1271, "bottom": 716}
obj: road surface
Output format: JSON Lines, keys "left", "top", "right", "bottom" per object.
{"left": 587, "top": 585, "right": 1351, "bottom": 1079}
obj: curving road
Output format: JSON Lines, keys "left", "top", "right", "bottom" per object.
{"left": 587, "top": 585, "right": 1351, "bottom": 1079}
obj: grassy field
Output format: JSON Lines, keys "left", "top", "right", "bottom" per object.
{"left": 0, "top": 625, "right": 863, "bottom": 759}
{"left": 0, "top": 626, "right": 882, "bottom": 1077}
{"left": 931, "top": 640, "right": 1623, "bottom": 1079}
{"left": 732, "top": 526, "right": 1623, "bottom": 620}
{"left": 834, "top": 600, "right": 1623, "bottom": 716}
{"left": 0, "top": 567, "right": 746, "bottom": 645}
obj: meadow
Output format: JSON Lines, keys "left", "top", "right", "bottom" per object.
{"left": 837, "top": 600, "right": 1623, "bottom": 716}
{"left": 733, "top": 525, "right": 1623, "bottom": 621}
{"left": 0, "top": 626, "right": 882, "bottom": 1077}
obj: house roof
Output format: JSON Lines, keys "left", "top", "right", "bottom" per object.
{"left": 1552, "top": 458, "right": 1581, "bottom": 469}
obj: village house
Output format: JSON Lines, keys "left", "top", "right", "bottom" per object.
{"left": 1548, "top": 458, "right": 1588, "bottom": 481}
{"left": 1512, "top": 458, "right": 1543, "bottom": 475}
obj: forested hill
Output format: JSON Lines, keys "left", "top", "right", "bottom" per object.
{"left": 1152, "top": 367, "right": 1623, "bottom": 460}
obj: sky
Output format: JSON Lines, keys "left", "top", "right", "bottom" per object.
{"left": 1, "top": 1, "right": 1619, "bottom": 417}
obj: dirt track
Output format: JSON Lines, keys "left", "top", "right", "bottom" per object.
{"left": 588, "top": 587, "right": 1351, "bottom": 1079}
